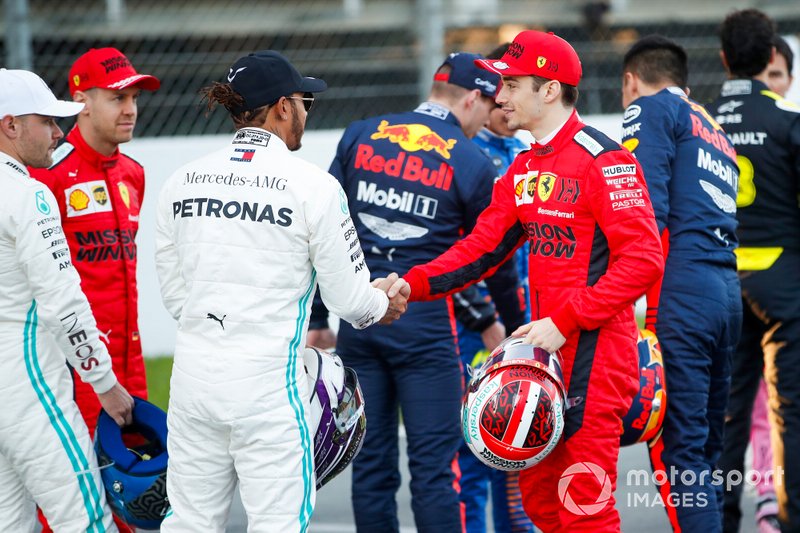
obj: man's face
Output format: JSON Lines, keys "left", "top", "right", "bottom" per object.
{"left": 496, "top": 76, "right": 544, "bottom": 131}
{"left": 80, "top": 86, "right": 141, "bottom": 147}
{"left": 487, "top": 102, "right": 518, "bottom": 137}
{"left": 16, "top": 114, "right": 64, "bottom": 168}
{"left": 765, "top": 53, "right": 793, "bottom": 97}
{"left": 461, "top": 94, "right": 495, "bottom": 139}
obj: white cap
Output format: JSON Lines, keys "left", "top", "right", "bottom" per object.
{"left": 0, "top": 69, "right": 84, "bottom": 118}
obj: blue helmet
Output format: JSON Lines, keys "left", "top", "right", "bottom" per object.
{"left": 94, "top": 397, "right": 170, "bottom": 529}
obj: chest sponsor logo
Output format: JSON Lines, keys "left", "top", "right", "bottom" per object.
{"left": 356, "top": 180, "right": 438, "bottom": 219}
{"left": 65, "top": 180, "right": 113, "bottom": 218}
{"left": 699, "top": 180, "right": 737, "bottom": 214}
{"left": 514, "top": 172, "right": 536, "bottom": 206}
{"left": 35, "top": 190, "right": 51, "bottom": 215}
{"left": 537, "top": 172, "right": 556, "bottom": 202}
{"left": 230, "top": 148, "right": 256, "bottom": 162}
{"left": 622, "top": 122, "right": 641, "bottom": 137}
{"left": 524, "top": 222, "right": 576, "bottom": 258}
{"left": 75, "top": 229, "right": 137, "bottom": 262}
{"left": 357, "top": 212, "right": 428, "bottom": 241}
{"left": 687, "top": 105, "right": 737, "bottom": 160}
{"left": 537, "top": 207, "right": 575, "bottom": 219}
{"left": 697, "top": 148, "right": 737, "bottom": 189}
{"left": 354, "top": 143, "right": 454, "bottom": 191}
{"left": 555, "top": 177, "right": 580, "bottom": 204}
{"left": 602, "top": 164, "right": 637, "bottom": 178}
{"left": 717, "top": 100, "right": 743, "bottom": 114}
{"left": 573, "top": 130, "right": 603, "bottom": 156}
{"left": 369, "top": 120, "right": 457, "bottom": 159}
{"left": 172, "top": 197, "right": 293, "bottom": 227}
{"left": 622, "top": 138, "right": 639, "bottom": 153}
{"left": 118, "top": 182, "right": 131, "bottom": 209}
{"left": 92, "top": 185, "right": 108, "bottom": 205}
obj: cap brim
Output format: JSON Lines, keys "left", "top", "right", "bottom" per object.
{"left": 39, "top": 100, "right": 85, "bottom": 118}
{"left": 474, "top": 58, "right": 532, "bottom": 77}
{"left": 299, "top": 77, "right": 327, "bottom": 93}
{"left": 107, "top": 74, "right": 161, "bottom": 92}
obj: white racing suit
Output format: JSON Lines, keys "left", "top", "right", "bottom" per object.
{"left": 155, "top": 128, "right": 389, "bottom": 532}
{"left": 0, "top": 152, "right": 118, "bottom": 532}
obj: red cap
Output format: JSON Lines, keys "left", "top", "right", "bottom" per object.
{"left": 475, "top": 31, "right": 582, "bottom": 86}
{"left": 69, "top": 47, "right": 160, "bottom": 96}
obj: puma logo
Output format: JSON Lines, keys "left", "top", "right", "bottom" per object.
{"left": 207, "top": 313, "right": 226, "bottom": 330}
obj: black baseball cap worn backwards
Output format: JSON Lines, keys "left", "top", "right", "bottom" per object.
{"left": 226, "top": 50, "right": 327, "bottom": 114}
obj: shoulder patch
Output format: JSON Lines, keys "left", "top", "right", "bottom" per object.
{"left": 573, "top": 126, "right": 620, "bottom": 158}
{"left": 49, "top": 142, "right": 74, "bottom": 169}
{"left": 761, "top": 90, "right": 800, "bottom": 114}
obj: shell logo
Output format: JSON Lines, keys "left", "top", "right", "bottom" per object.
{"left": 68, "top": 189, "right": 90, "bottom": 211}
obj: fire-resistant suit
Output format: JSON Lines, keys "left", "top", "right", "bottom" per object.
{"left": 709, "top": 79, "right": 800, "bottom": 532}
{"left": 622, "top": 87, "right": 742, "bottom": 532}
{"left": 155, "top": 128, "right": 389, "bottom": 532}
{"left": 405, "top": 110, "right": 663, "bottom": 531}
{"left": 30, "top": 126, "right": 147, "bottom": 438}
{"left": 0, "top": 152, "right": 118, "bottom": 532}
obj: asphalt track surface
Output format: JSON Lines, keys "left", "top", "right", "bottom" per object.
{"left": 221, "top": 431, "right": 759, "bottom": 533}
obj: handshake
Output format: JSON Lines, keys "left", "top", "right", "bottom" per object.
{"left": 372, "top": 273, "right": 410, "bottom": 325}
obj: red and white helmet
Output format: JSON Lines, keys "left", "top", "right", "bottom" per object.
{"left": 462, "top": 336, "right": 567, "bottom": 471}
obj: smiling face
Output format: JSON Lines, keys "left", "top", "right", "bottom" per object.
{"left": 496, "top": 75, "right": 548, "bottom": 132}
{"left": 76, "top": 86, "right": 141, "bottom": 155}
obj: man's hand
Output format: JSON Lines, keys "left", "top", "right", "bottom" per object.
{"left": 373, "top": 273, "right": 410, "bottom": 324}
{"left": 97, "top": 383, "right": 134, "bottom": 427}
{"left": 512, "top": 317, "right": 566, "bottom": 353}
{"left": 480, "top": 321, "right": 506, "bottom": 352}
{"left": 307, "top": 328, "right": 337, "bottom": 349}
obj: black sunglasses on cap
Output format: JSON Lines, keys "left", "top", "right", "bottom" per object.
{"left": 286, "top": 92, "right": 315, "bottom": 112}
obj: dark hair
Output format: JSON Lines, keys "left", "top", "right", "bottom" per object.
{"left": 199, "top": 81, "right": 269, "bottom": 128}
{"left": 531, "top": 75, "right": 579, "bottom": 107}
{"left": 774, "top": 35, "right": 794, "bottom": 76}
{"left": 623, "top": 35, "right": 688, "bottom": 88}
{"left": 487, "top": 43, "right": 511, "bottom": 60}
{"left": 720, "top": 9, "right": 776, "bottom": 78}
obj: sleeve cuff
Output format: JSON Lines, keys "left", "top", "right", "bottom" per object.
{"left": 549, "top": 304, "right": 579, "bottom": 338}
{"left": 403, "top": 268, "right": 429, "bottom": 302}
{"left": 89, "top": 371, "right": 118, "bottom": 395}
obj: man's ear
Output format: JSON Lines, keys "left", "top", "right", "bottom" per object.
{"left": 0, "top": 115, "right": 20, "bottom": 138}
{"left": 543, "top": 80, "right": 561, "bottom": 104}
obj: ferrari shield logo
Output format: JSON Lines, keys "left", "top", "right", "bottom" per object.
{"left": 526, "top": 172, "right": 538, "bottom": 198}
{"left": 537, "top": 56, "right": 547, "bottom": 69}
{"left": 118, "top": 182, "right": 130, "bottom": 209}
{"left": 537, "top": 173, "right": 557, "bottom": 202}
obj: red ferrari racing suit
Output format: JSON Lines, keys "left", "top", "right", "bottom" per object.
{"left": 405, "top": 111, "right": 663, "bottom": 531}
{"left": 31, "top": 127, "right": 147, "bottom": 437}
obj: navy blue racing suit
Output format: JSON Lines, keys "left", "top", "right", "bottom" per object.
{"left": 310, "top": 103, "right": 524, "bottom": 533}
{"left": 622, "top": 87, "right": 742, "bottom": 532}
{"left": 456, "top": 127, "right": 533, "bottom": 533}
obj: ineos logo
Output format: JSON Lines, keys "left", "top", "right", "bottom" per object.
{"left": 558, "top": 462, "right": 612, "bottom": 515}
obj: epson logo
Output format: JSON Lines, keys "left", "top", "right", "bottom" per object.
{"left": 474, "top": 78, "right": 497, "bottom": 94}
{"left": 356, "top": 181, "right": 438, "bottom": 219}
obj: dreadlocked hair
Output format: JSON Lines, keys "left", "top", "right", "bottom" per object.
{"left": 199, "top": 81, "right": 269, "bottom": 128}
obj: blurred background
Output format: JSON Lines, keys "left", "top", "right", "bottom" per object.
{"left": 4, "top": 0, "right": 800, "bottom": 137}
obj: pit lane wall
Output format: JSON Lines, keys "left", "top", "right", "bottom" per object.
{"left": 127, "top": 114, "right": 634, "bottom": 356}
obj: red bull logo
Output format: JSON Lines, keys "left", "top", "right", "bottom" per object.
{"left": 355, "top": 144, "right": 454, "bottom": 191}
{"left": 370, "top": 120, "right": 457, "bottom": 159}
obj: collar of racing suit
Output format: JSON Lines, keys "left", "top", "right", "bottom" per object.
{"left": 0, "top": 150, "right": 30, "bottom": 177}
{"left": 525, "top": 109, "right": 580, "bottom": 157}
{"left": 67, "top": 126, "right": 120, "bottom": 170}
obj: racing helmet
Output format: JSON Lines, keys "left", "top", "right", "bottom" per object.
{"left": 462, "top": 336, "right": 567, "bottom": 471}
{"left": 94, "top": 397, "right": 170, "bottom": 529}
{"left": 304, "top": 346, "right": 367, "bottom": 489}
{"left": 620, "top": 329, "right": 668, "bottom": 446}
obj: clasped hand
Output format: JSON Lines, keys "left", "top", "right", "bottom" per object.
{"left": 372, "top": 273, "right": 410, "bottom": 324}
